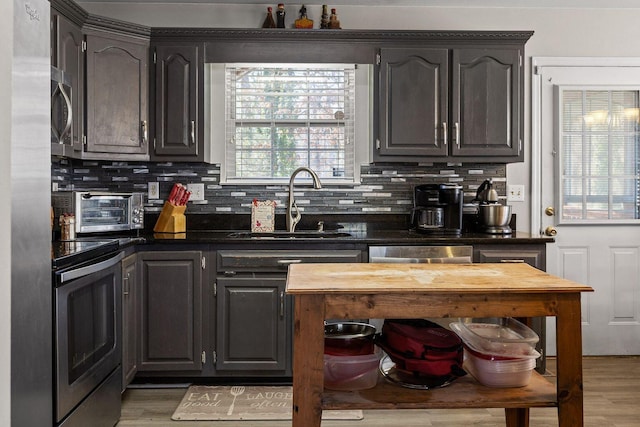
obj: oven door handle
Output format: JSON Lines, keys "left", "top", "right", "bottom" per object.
{"left": 59, "top": 251, "right": 124, "bottom": 284}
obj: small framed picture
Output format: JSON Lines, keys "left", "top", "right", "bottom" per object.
{"left": 251, "top": 199, "right": 276, "bottom": 232}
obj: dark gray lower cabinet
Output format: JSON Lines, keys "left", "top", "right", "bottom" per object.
{"left": 215, "top": 276, "right": 290, "bottom": 373}
{"left": 473, "top": 244, "right": 546, "bottom": 270}
{"left": 121, "top": 253, "right": 138, "bottom": 391}
{"left": 473, "top": 243, "right": 547, "bottom": 373}
{"left": 215, "top": 249, "right": 364, "bottom": 376}
{"left": 138, "top": 250, "right": 204, "bottom": 372}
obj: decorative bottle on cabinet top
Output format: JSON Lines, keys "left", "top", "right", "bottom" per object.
{"left": 262, "top": 6, "right": 276, "bottom": 28}
{"left": 294, "top": 5, "right": 314, "bottom": 29}
{"left": 328, "top": 8, "right": 341, "bottom": 29}
{"left": 276, "top": 3, "right": 286, "bottom": 28}
{"left": 320, "top": 4, "right": 329, "bottom": 29}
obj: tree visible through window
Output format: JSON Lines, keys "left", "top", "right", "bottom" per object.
{"left": 559, "top": 88, "right": 640, "bottom": 221}
{"left": 225, "top": 64, "right": 356, "bottom": 181}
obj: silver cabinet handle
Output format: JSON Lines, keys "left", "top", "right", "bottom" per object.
{"left": 279, "top": 291, "right": 285, "bottom": 318}
{"left": 141, "top": 120, "right": 148, "bottom": 146}
{"left": 442, "top": 122, "right": 448, "bottom": 146}
{"left": 454, "top": 122, "right": 460, "bottom": 148}
{"left": 500, "top": 259, "right": 526, "bottom": 263}
{"left": 123, "top": 272, "right": 130, "bottom": 296}
{"left": 190, "top": 120, "right": 195, "bottom": 145}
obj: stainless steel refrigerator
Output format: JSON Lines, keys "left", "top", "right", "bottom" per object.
{"left": 8, "top": 0, "right": 53, "bottom": 426}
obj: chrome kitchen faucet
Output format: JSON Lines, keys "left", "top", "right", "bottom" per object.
{"left": 286, "top": 167, "right": 322, "bottom": 232}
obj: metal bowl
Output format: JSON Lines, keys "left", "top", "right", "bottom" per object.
{"left": 324, "top": 322, "right": 376, "bottom": 356}
{"left": 478, "top": 204, "right": 512, "bottom": 227}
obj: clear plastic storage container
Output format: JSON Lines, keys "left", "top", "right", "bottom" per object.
{"left": 450, "top": 317, "right": 539, "bottom": 358}
{"left": 324, "top": 348, "right": 382, "bottom": 391}
{"left": 463, "top": 346, "right": 537, "bottom": 388}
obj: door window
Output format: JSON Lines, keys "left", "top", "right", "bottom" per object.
{"left": 556, "top": 87, "right": 640, "bottom": 223}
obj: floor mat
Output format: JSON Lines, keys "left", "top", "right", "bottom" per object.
{"left": 171, "top": 385, "right": 363, "bottom": 421}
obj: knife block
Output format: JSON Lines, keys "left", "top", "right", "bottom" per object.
{"left": 153, "top": 202, "right": 186, "bottom": 233}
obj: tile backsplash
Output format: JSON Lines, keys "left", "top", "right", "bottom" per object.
{"left": 51, "top": 158, "right": 507, "bottom": 215}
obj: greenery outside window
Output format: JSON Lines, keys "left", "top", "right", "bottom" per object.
{"left": 557, "top": 87, "right": 640, "bottom": 222}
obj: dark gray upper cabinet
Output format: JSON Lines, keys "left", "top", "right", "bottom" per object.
{"left": 151, "top": 44, "right": 204, "bottom": 161}
{"left": 51, "top": 11, "right": 84, "bottom": 154}
{"left": 138, "top": 250, "right": 204, "bottom": 372}
{"left": 377, "top": 48, "right": 449, "bottom": 158}
{"left": 374, "top": 44, "right": 525, "bottom": 163}
{"left": 451, "top": 48, "right": 521, "bottom": 158}
{"left": 84, "top": 31, "right": 149, "bottom": 159}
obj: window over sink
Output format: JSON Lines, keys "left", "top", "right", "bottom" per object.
{"left": 206, "top": 63, "right": 372, "bottom": 185}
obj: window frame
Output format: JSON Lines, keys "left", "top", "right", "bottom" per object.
{"left": 206, "top": 63, "right": 372, "bottom": 186}
{"left": 554, "top": 84, "right": 640, "bottom": 224}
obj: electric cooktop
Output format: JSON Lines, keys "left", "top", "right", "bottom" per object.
{"left": 51, "top": 239, "right": 120, "bottom": 270}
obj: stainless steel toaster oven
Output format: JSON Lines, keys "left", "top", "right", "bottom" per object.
{"left": 52, "top": 191, "right": 144, "bottom": 234}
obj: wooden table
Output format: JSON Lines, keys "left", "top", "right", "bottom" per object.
{"left": 285, "top": 262, "right": 593, "bottom": 427}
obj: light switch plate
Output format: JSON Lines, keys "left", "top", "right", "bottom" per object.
{"left": 148, "top": 182, "right": 159, "bottom": 199}
{"left": 507, "top": 184, "right": 525, "bottom": 202}
{"left": 187, "top": 183, "right": 205, "bottom": 201}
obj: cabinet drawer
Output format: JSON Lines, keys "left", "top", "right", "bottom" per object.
{"left": 217, "top": 250, "right": 363, "bottom": 273}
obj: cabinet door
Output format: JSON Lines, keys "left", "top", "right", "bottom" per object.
{"left": 152, "top": 44, "right": 202, "bottom": 160}
{"left": 376, "top": 48, "right": 449, "bottom": 159}
{"left": 121, "top": 253, "right": 137, "bottom": 390}
{"left": 138, "top": 251, "right": 203, "bottom": 372}
{"left": 215, "top": 276, "right": 289, "bottom": 373}
{"left": 52, "top": 13, "right": 84, "bottom": 151}
{"left": 451, "top": 48, "right": 521, "bottom": 158}
{"left": 85, "top": 34, "right": 149, "bottom": 156}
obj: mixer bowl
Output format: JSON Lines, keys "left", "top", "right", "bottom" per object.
{"left": 478, "top": 204, "right": 512, "bottom": 227}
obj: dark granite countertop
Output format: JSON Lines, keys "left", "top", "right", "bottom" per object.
{"left": 138, "top": 213, "right": 553, "bottom": 246}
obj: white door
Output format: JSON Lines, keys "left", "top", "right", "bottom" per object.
{"left": 533, "top": 58, "right": 640, "bottom": 355}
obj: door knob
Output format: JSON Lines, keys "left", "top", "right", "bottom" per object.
{"left": 544, "top": 226, "right": 557, "bottom": 236}
{"left": 545, "top": 206, "right": 555, "bottom": 216}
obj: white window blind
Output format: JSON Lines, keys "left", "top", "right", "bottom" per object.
{"left": 224, "top": 64, "right": 356, "bottom": 182}
{"left": 559, "top": 88, "right": 640, "bottom": 221}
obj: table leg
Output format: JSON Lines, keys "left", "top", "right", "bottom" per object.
{"left": 505, "top": 408, "right": 529, "bottom": 427}
{"left": 555, "top": 293, "right": 584, "bottom": 427}
{"left": 292, "top": 294, "right": 325, "bottom": 427}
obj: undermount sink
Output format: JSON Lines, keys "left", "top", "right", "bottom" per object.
{"left": 226, "top": 231, "right": 352, "bottom": 239}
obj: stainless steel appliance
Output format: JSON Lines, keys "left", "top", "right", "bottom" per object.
{"left": 410, "top": 184, "right": 463, "bottom": 235}
{"left": 51, "top": 65, "right": 73, "bottom": 156}
{"left": 52, "top": 241, "right": 123, "bottom": 427}
{"left": 473, "top": 179, "right": 513, "bottom": 235}
{"left": 52, "top": 191, "right": 144, "bottom": 234}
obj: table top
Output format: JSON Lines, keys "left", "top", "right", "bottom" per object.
{"left": 286, "top": 262, "right": 593, "bottom": 294}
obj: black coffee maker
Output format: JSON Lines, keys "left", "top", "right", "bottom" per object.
{"left": 411, "top": 183, "right": 463, "bottom": 235}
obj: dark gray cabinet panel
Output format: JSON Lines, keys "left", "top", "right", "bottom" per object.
{"left": 375, "top": 45, "right": 524, "bottom": 163}
{"left": 138, "top": 250, "right": 203, "bottom": 372}
{"left": 473, "top": 244, "right": 546, "bottom": 271}
{"left": 152, "top": 44, "right": 203, "bottom": 160}
{"left": 451, "top": 48, "right": 521, "bottom": 158}
{"left": 85, "top": 33, "right": 149, "bottom": 157}
{"left": 377, "top": 48, "right": 449, "bottom": 158}
{"left": 51, "top": 12, "right": 84, "bottom": 152}
{"left": 121, "top": 253, "right": 138, "bottom": 391}
{"left": 216, "top": 276, "right": 289, "bottom": 372}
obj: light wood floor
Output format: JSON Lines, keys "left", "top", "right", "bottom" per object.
{"left": 117, "top": 356, "right": 639, "bottom": 427}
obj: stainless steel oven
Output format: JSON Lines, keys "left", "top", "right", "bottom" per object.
{"left": 54, "top": 249, "right": 124, "bottom": 427}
